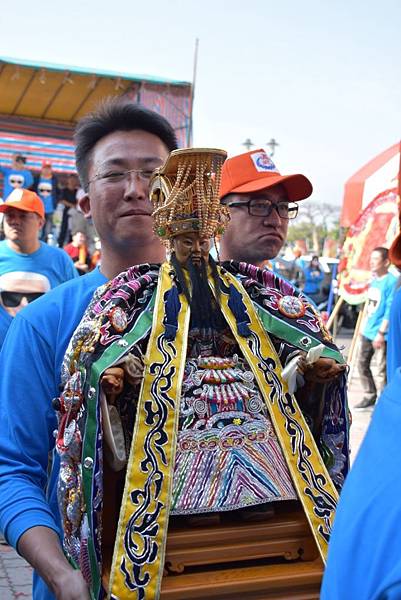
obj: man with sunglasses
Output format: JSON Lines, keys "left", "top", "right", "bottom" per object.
{"left": 219, "top": 149, "right": 312, "bottom": 267}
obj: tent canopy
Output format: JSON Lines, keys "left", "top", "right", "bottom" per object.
{"left": 0, "top": 57, "right": 192, "bottom": 173}
{"left": 0, "top": 56, "right": 190, "bottom": 123}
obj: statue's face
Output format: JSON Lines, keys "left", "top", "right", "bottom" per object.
{"left": 173, "top": 232, "right": 210, "bottom": 267}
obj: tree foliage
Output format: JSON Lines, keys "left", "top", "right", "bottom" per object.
{"left": 287, "top": 201, "right": 341, "bottom": 253}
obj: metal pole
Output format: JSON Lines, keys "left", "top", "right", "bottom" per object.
{"left": 188, "top": 37, "right": 199, "bottom": 146}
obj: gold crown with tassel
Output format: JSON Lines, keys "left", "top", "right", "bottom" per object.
{"left": 150, "top": 148, "right": 230, "bottom": 246}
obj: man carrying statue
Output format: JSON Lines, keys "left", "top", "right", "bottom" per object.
{"left": 56, "top": 148, "right": 348, "bottom": 598}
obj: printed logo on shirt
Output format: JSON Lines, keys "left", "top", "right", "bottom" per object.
{"left": 366, "top": 286, "right": 381, "bottom": 317}
{"left": 250, "top": 151, "right": 278, "bottom": 173}
{"left": 8, "top": 174, "right": 24, "bottom": 189}
{"left": 38, "top": 181, "right": 53, "bottom": 195}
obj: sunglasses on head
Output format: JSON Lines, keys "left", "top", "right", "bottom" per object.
{"left": 0, "top": 291, "right": 44, "bottom": 307}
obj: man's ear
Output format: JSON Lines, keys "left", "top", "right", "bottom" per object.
{"left": 79, "top": 193, "right": 91, "bottom": 218}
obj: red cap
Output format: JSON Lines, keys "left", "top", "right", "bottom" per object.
{"left": 42, "top": 159, "right": 52, "bottom": 168}
{"left": 0, "top": 188, "right": 45, "bottom": 219}
{"left": 219, "top": 149, "right": 313, "bottom": 202}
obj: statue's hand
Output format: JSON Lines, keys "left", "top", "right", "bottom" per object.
{"left": 101, "top": 367, "right": 125, "bottom": 399}
{"left": 299, "top": 357, "right": 347, "bottom": 383}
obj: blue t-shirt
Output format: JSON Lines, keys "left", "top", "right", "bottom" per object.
{"left": 302, "top": 265, "right": 324, "bottom": 295}
{"left": 0, "top": 167, "right": 34, "bottom": 199}
{"left": 386, "top": 285, "right": 401, "bottom": 382}
{"left": 0, "top": 304, "right": 12, "bottom": 351}
{"left": 37, "top": 176, "right": 56, "bottom": 215}
{"left": 321, "top": 369, "right": 401, "bottom": 600}
{"left": 0, "top": 268, "right": 107, "bottom": 600}
{"left": 0, "top": 240, "right": 78, "bottom": 289}
{"left": 362, "top": 272, "right": 397, "bottom": 341}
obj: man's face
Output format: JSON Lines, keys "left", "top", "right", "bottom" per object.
{"left": 80, "top": 130, "right": 169, "bottom": 253}
{"left": 220, "top": 184, "right": 290, "bottom": 264}
{"left": 370, "top": 250, "right": 388, "bottom": 275}
{"left": 173, "top": 232, "right": 210, "bottom": 267}
{"left": 41, "top": 166, "right": 52, "bottom": 178}
{"left": 67, "top": 174, "right": 79, "bottom": 190}
{"left": 72, "top": 231, "right": 86, "bottom": 246}
{"left": 3, "top": 208, "right": 43, "bottom": 245}
{"left": 0, "top": 272, "right": 49, "bottom": 317}
{"left": 12, "top": 156, "right": 25, "bottom": 171}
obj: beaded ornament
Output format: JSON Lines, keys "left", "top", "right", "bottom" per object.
{"left": 150, "top": 148, "right": 230, "bottom": 246}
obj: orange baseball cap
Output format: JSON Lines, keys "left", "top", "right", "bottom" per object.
{"left": 0, "top": 188, "right": 45, "bottom": 219}
{"left": 219, "top": 148, "right": 313, "bottom": 202}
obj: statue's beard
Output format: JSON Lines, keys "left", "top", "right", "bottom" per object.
{"left": 170, "top": 254, "right": 221, "bottom": 329}
{"left": 187, "top": 257, "right": 213, "bottom": 327}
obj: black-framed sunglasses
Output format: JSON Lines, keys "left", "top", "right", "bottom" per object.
{"left": 0, "top": 291, "right": 44, "bottom": 307}
{"left": 225, "top": 199, "right": 299, "bottom": 220}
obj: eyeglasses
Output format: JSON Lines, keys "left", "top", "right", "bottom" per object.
{"left": 225, "top": 199, "right": 299, "bottom": 220}
{"left": 88, "top": 168, "right": 155, "bottom": 186}
{"left": 10, "top": 178, "right": 24, "bottom": 186}
{"left": 0, "top": 291, "right": 44, "bottom": 307}
{"left": 38, "top": 188, "right": 52, "bottom": 194}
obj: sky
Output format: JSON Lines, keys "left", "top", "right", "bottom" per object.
{"left": 0, "top": 0, "right": 400, "bottom": 208}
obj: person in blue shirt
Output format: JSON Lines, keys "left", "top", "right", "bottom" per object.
{"left": 0, "top": 98, "right": 177, "bottom": 600}
{"left": 386, "top": 231, "right": 401, "bottom": 382}
{"left": 33, "top": 160, "right": 59, "bottom": 241}
{"left": 354, "top": 247, "right": 397, "bottom": 410}
{"left": 0, "top": 302, "right": 12, "bottom": 351}
{"left": 321, "top": 369, "right": 401, "bottom": 600}
{"left": 0, "top": 188, "right": 78, "bottom": 289}
{"left": 0, "top": 153, "right": 34, "bottom": 199}
{"left": 0, "top": 188, "right": 78, "bottom": 346}
{"left": 302, "top": 255, "right": 325, "bottom": 303}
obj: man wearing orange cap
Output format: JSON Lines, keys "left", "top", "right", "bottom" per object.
{"left": 0, "top": 188, "right": 77, "bottom": 287}
{"left": 0, "top": 189, "right": 77, "bottom": 347}
{"left": 219, "top": 149, "right": 312, "bottom": 267}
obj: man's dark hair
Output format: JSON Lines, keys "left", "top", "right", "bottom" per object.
{"left": 74, "top": 97, "right": 178, "bottom": 191}
{"left": 372, "top": 247, "right": 389, "bottom": 261}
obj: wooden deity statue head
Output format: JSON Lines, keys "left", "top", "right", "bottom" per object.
{"left": 149, "top": 147, "right": 229, "bottom": 267}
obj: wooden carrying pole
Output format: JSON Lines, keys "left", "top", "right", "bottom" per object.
{"left": 326, "top": 297, "right": 344, "bottom": 331}
{"left": 347, "top": 302, "right": 367, "bottom": 384}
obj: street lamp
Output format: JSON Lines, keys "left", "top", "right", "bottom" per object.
{"left": 242, "top": 138, "right": 255, "bottom": 152}
{"left": 266, "top": 138, "right": 279, "bottom": 157}
{"left": 241, "top": 138, "right": 279, "bottom": 157}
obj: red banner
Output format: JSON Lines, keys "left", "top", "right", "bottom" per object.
{"left": 338, "top": 189, "right": 399, "bottom": 304}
